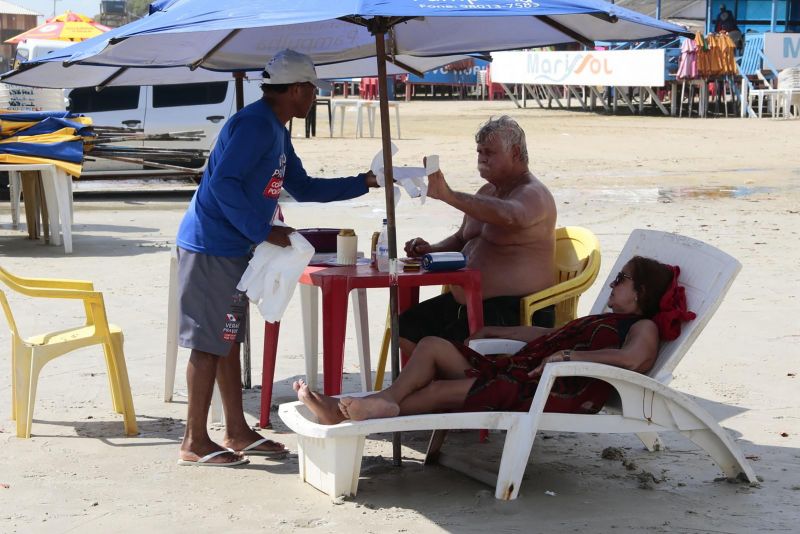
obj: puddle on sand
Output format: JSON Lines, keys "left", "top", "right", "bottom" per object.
{"left": 657, "top": 185, "right": 776, "bottom": 202}
{"left": 554, "top": 185, "right": 780, "bottom": 205}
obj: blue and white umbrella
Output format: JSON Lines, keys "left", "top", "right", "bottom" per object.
{"left": 4, "top": 0, "right": 690, "bottom": 437}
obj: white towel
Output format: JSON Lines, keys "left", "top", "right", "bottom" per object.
{"left": 237, "top": 230, "right": 315, "bottom": 323}
{"left": 370, "top": 143, "right": 439, "bottom": 205}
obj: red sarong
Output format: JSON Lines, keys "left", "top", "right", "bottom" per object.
{"left": 459, "top": 313, "right": 642, "bottom": 414}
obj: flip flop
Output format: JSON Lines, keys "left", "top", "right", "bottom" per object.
{"left": 177, "top": 449, "right": 249, "bottom": 467}
{"left": 236, "top": 437, "right": 289, "bottom": 458}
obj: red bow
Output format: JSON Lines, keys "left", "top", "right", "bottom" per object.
{"left": 651, "top": 265, "right": 697, "bottom": 341}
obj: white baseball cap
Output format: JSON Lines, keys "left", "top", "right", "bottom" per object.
{"left": 262, "top": 49, "right": 331, "bottom": 91}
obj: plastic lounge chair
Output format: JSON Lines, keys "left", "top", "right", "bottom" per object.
{"left": 0, "top": 266, "right": 137, "bottom": 438}
{"left": 279, "top": 229, "right": 757, "bottom": 499}
{"left": 373, "top": 226, "right": 601, "bottom": 390}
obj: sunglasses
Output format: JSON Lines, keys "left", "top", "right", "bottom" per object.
{"left": 611, "top": 271, "right": 634, "bottom": 286}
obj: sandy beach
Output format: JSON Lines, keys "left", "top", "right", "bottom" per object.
{"left": 1, "top": 100, "right": 798, "bottom": 533}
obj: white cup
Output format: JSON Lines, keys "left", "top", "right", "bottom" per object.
{"left": 337, "top": 230, "right": 358, "bottom": 265}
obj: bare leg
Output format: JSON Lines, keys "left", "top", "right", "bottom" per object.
{"left": 399, "top": 336, "right": 417, "bottom": 360}
{"left": 293, "top": 379, "right": 347, "bottom": 424}
{"left": 340, "top": 377, "right": 476, "bottom": 420}
{"left": 397, "top": 378, "right": 476, "bottom": 415}
{"left": 301, "top": 337, "right": 474, "bottom": 423}
{"left": 378, "top": 336, "right": 472, "bottom": 404}
{"left": 217, "top": 342, "right": 286, "bottom": 454}
{"left": 180, "top": 349, "right": 242, "bottom": 464}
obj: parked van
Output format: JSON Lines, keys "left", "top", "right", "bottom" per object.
{"left": 67, "top": 78, "right": 264, "bottom": 174}
{"left": 0, "top": 39, "right": 71, "bottom": 111}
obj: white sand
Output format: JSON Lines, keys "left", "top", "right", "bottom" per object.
{"left": 1, "top": 101, "right": 798, "bottom": 533}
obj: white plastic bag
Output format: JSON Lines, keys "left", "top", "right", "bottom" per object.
{"left": 237, "top": 231, "right": 315, "bottom": 323}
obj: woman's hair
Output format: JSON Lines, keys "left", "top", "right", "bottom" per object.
{"left": 626, "top": 256, "right": 675, "bottom": 318}
{"left": 474, "top": 115, "right": 529, "bottom": 164}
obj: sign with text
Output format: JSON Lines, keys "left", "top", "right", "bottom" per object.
{"left": 764, "top": 33, "right": 800, "bottom": 70}
{"left": 490, "top": 49, "right": 665, "bottom": 86}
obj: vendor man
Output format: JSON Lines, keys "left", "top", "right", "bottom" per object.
{"left": 176, "top": 49, "right": 379, "bottom": 467}
{"left": 401, "top": 115, "right": 557, "bottom": 355}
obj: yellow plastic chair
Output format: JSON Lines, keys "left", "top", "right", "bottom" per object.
{"left": 0, "top": 266, "right": 137, "bottom": 438}
{"left": 373, "top": 226, "right": 601, "bottom": 390}
{"left": 519, "top": 226, "right": 602, "bottom": 328}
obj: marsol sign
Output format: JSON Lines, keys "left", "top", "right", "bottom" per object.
{"left": 490, "top": 49, "right": 666, "bottom": 86}
{"left": 763, "top": 33, "right": 800, "bottom": 70}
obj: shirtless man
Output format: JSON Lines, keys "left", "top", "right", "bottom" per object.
{"left": 400, "top": 115, "right": 556, "bottom": 354}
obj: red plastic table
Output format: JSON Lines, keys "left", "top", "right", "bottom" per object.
{"left": 259, "top": 265, "right": 483, "bottom": 427}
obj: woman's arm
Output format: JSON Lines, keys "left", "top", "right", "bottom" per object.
{"left": 466, "top": 324, "right": 556, "bottom": 344}
{"left": 528, "top": 319, "right": 660, "bottom": 378}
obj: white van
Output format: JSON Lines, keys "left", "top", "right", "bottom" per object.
{"left": 0, "top": 39, "right": 72, "bottom": 111}
{"left": 66, "top": 78, "right": 264, "bottom": 175}
{"left": 11, "top": 38, "right": 74, "bottom": 70}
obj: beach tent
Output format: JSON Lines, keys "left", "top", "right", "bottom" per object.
{"left": 5, "top": 11, "right": 111, "bottom": 44}
{"left": 4, "top": 0, "right": 690, "bottom": 462}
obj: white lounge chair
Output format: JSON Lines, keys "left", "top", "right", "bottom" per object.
{"left": 279, "top": 229, "right": 757, "bottom": 500}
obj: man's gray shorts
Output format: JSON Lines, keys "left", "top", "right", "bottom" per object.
{"left": 177, "top": 247, "right": 249, "bottom": 357}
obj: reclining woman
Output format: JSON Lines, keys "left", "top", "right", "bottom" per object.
{"left": 294, "top": 256, "right": 696, "bottom": 424}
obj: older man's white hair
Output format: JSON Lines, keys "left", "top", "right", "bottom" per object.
{"left": 474, "top": 115, "right": 529, "bottom": 165}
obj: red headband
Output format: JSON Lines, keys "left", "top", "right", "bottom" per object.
{"left": 651, "top": 265, "right": 697, "bottom": 341}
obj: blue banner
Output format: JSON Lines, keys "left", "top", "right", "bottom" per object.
{"left": 407, "top": 59, "right": 489, "bottom": 84}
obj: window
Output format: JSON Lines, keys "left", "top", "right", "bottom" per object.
{"left": 152, "top": 82, "right": 228, "bottom": 108}
{"left": 1, "top": 29, "right": 24, "bottom": 43}
{"left": 68, "top": 86, "right": 141, "bottom": 112}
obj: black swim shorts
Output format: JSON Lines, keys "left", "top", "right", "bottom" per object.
{"left": 399, "top": 292, "right": 556, "bottom": 345}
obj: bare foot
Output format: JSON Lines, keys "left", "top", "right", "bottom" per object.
{"left": 295, "top": 382, "right": 347, "bottom": 425}
{"left": 338, "top": 396, "right": 400, "bottom": 421}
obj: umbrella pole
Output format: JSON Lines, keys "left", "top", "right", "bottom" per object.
{"left": 373, "top": 22, "right": 402, "bottom": 467}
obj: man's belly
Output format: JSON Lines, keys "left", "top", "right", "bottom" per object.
{"left": 452, "top": 241, "right": 555, "bottom": 303}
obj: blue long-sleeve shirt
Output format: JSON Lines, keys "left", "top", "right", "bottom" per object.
{"left": 177, "top": 98, "right": 368, "bottom": 256}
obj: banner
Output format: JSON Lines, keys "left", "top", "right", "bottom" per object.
{"left": 490, "top": 49, "right": 665, "bottom": 86}
{"left": 764, "top": 33, "right": 800, "bottom": 70}
{"left": 407, "top": 59, "right": 489, "bottom": 84}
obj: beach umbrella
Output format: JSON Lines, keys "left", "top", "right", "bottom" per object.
{"left": 5, "top": 11, "right": 111, "bottom": 44}
{"left": 0, "top": 111, "right": 92, "bottom": 176}
{"left": 2, "top": 49, "right": 472, "bottom": 88}
{"left": 0, "top": 13, "right": 472, "bottom": 393}
{"left": 5, "top": 0, "right": 689, "bottom": 461}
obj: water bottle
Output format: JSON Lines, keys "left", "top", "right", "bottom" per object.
{"left": 376, "top": 219, "right": 390, "bottom": 273}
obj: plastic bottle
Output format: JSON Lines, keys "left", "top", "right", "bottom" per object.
{"left": 376, "top": 218, "right": 390, "bottom": 273}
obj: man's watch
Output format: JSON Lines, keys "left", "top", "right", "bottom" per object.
{"left": 562, "top": 350, "right": 572, "bottom": 361}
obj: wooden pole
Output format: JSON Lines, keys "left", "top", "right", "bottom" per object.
{"left": 232, "top": 71, "right": 252, "bottom": 390}
{"left": 373, "top": 19, "right": 402, "bottom": 467}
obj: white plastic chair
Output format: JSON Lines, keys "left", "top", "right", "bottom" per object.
{"left": 329, "top": 99, "right": 366, "bottom": 137}
{"left": 4, "top": 163, "right": 74, "bottom": 253}
{"left": 279, "top": 229, "right": 757, "bottom": 500}
{"left": 359, "top": 100, "right": 401, "bottom": 139}
{"left": 776, "top": 67, "right": 800, "bottom": 119}
{"left": 164, "top": 246, "right": 224, "bottom": 423}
